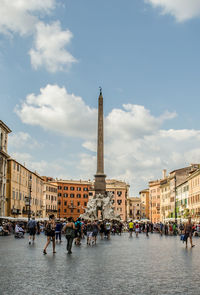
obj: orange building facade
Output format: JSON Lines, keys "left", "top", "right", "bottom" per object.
{"left": 52, "top": 180, "right": 92, "bottom": 220}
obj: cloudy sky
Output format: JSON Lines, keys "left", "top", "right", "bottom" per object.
{"left": 1, "top": 0, "right": 200, "bottom": 195}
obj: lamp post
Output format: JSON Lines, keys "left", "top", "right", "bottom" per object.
{"left": 174, "top": 175, "right": 177, "bottom": 224}
{"left": 58, "top": 208, "right": 60, "bottom": 220}
{"left": 28, "top": 174, "right": 32, "bottom": 221}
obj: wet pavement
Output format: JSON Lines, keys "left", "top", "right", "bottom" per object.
{"left": 0, "top": 233, "right": 199, "bottom": 295}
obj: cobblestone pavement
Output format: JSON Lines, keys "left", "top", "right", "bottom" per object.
{"left": 0, "top": 233, "right": 199, "bottom": 295}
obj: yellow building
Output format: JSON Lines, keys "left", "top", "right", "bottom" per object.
{"left": 6, "top": 159, "right": 43, "bottom": 218}
{"left": 139, "top": 189, "right": 149, "bottom": 219}
{"left": 43, "top": 181, "right": 58, "bottom": 218}
{"left": 187, "top": 169, "right": 200, "bottom": 221}
{"left": 0, "top": 120, "right": 11, "bottom": 216}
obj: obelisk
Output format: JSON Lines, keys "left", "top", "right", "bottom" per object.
{"left": 94, "top": 88, "right": 106, "bottom": 195}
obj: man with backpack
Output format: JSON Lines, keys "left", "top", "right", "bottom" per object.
{"left": 63, "top": 217, "right": 76, "bottom": 254}
{"left": 75, "top": 218, "right": 82, "bottom": 245}
{"left": 27, "top": 216, "right": 37, "bottom": 245}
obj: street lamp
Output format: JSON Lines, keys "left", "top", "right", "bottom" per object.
{"left": 28, "top": 174, "right": 32, "bottom": 221}
{"left": 174, "top": 175, "right": 177, "bottom": 224}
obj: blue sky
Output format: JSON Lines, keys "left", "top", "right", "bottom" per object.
{"left": 1, "top": 0, "right": 200, "bottom": 195}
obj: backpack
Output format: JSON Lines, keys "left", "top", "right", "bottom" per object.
{"left": 76, "top": 221, "right": 81, "bottom": 232}
{"left": 65, "top": 227, "right": 75, "bottom": 238}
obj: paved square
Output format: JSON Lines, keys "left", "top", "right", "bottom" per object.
{"left": 0, "top": 233, "right": 199, "bottom": 295}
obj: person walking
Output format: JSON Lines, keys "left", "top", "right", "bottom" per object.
{"left": 55, "top": 220, "right": 63, "bottom": 243}
{"left": 75, "top": 218, "right": 82, "bottom": 245}
{"left": 146, "top": 222, "right": 149, "bottom": 237}
{"left": 105, "top": 220, "right": 111, "bottom": 240}
{"left": 43, "top": 214, "right": 56, "bottom": 254}
{"left": 27, "top": 216, "right": 37, "bottom": 245}
{"left": 63, "top": 217, "right": 76, "bottom": 254}
{"left": 160, "top": 223, "right": 163, "bottom": 236}
{"left": 92, "top": 220, "right": 99, "bottom": 245}
{"left": 128, "top": 220, "right": 134, "bottom": 238}
{"left": 184, "top": 217, "right": 195, "bottom": 248}
{"left": 86, "top": 220, "right": 93, "bottom": 246}
{"left": 135, "top": 222, "right": 139, "bottom": 238}
{"left": 99, "top": 221, "right": 105, "bottom": 240}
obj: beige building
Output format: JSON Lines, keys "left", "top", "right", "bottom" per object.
{"left": 160, "top": 176, "right": 170, "bottom": 222}
{"left": 6, "top": 159, "right": 43, "bottom": 218}
{"left": 127, "top": 197, "right": 142, "bottom": 220}
{"left": 139, "top": 189, "right": 149, "bottom": 219}
{"left": 187, "top": 169, "right": 200, "bottom": 221}
{"left": 43, "top": 181, "right": 58, "bottom": 218}
{"left": 176, "top": 180, "right": 189, "bottom": 220}
{"left": 149, "top": 180, "right": 161, "bottom": 223}
{"left": 105, "top": 179, "right": 129, "bottom": 221}
{"left": 168, "top": 165, "right": 199, "bottom": 220}
{"left": 0, "top": 120, "right": 11, "bottom": 216}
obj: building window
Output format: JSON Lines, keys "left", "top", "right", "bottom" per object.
{"left": 58, "top": 186, "right": 62, "bottom": 190}
{"left": 117, "top": 191, "right": 122, "bottom": 196}
{"left": 12, "top": 191, "right": 15, "bottom": 200}
{"left": 89, "top": 192, "right": 93, "bottom": 196}
{"left": 71, "top": 209, "right": 73, "bottom": 213}
{"left": 77, "top": 202, "right": 80, "bottom": 206}
{"left": 70, "top": 194, "right": 74, "bottom": 198}
{"left": 83, "top": 194, "right": 88, "bottom": 198}
{"left": 83, "top": 187, "right": 88, "bottom": 191}
{"left": 64, "top": 201, "right": 67, "bottom": 206}
{"left": 70, "top": 187, "right": 75, "bottom": 191}
{"left": 64, "top": 186, "right": 68, "bottom": 190}
{"left": 64, "top": 209, "right": 66, "bottom": 213}
{"left": 84, "top": 202, "right": 87, "bottom": 206}
{"left": 58, "top": 201, "right": 61, "bottom": 205}
{"left": 58, "top": 193, "right": 62, "bottom": 197}
{"left": 117, "top": 200, "right": 122, "bottom": 205}
{"left": 64, "top": 193, "right": 68, "bottom": 197}
{"left": 77, "top": 187, "right": 81, "bottom": 191}
{"left": 77, "top": 209, "right": 80, "bottom": 213}
{"left": 77, "top": 194, "right": 81, "bottom": 198}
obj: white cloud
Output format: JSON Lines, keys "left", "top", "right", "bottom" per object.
{"left": 29, "top": 21, "right": 76, "bottom": 72}
{"left": 0, "top": 0, "right": 55, "bottom": 36}
{"left": 9, "top": 131, "right": 41, "bottom": 150}
{"left": 15, "top": 84, "right": 200, "bottom": 195}
{"left": 0, "top": 0, "right": 76, "bottom": 72}
{"left": 15, "top": 84, "right": 97, "bottom": 139}
{"left": 145, "top": 0, "right": 200, "bottom": 22}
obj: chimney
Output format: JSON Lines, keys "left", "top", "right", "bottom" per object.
{"left": 162, "top": 169, "right": 167, "bottom": 179}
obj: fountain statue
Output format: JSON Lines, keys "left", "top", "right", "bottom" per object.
{"left": 80, "top": 192, "right": 121, "bottom": 221}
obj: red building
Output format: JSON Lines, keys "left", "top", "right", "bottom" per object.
{"left": 51, "top": 180, "right": 93, "bottom": 220}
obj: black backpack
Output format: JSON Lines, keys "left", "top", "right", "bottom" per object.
{"left": 65, "top": 227, "right": 75, "bottom": 238}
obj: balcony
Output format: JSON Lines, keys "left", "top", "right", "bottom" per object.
{"left": 11, "top": 208, "right": 21, "bottom": 215}
{"left": 68, "top": 205, "right": 76, "bottom": 209}
{"left": 46, "top": 209, "right": 57, "bottom": 213}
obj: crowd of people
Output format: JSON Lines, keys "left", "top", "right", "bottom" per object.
{"left": 0, "top": 216, "right": 199, "bottom": 253}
